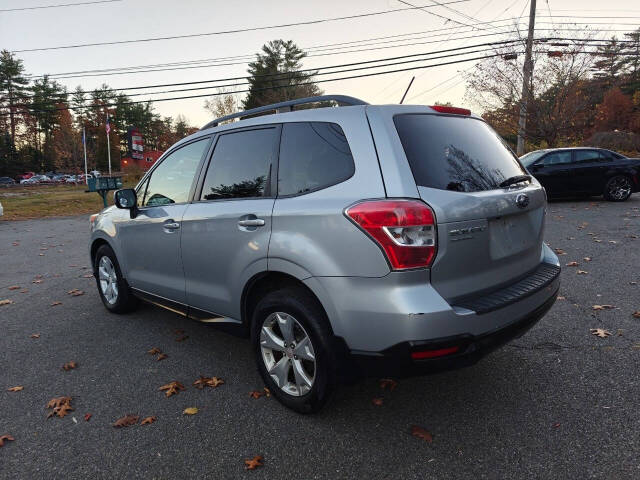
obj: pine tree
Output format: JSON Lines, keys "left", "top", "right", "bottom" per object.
{"left": 0, "top": 50, "right": 29, "bottom": 159}
{"left": 591, "top": 37, "right": 628, "bottom": 86}
{"left": 243, "top": 40, "right": 322, "bottom": 110}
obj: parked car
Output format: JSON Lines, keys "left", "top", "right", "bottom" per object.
{"left": 17, "top": 171, "right": 35, "bottom": 181}
{"left": 0, "top": 201, "right": 3, "bottom": 216}
{"left": 89, "top": 96, "right": 560, "bottom": 413}
{"left": 0, "top": 177, "right": 16, "bottom": 185}
{"left": 21, "top": 174, "right": 50, "bottom": 184}
{"left": 520, "top": 147, "right": 640, "bottom": 201}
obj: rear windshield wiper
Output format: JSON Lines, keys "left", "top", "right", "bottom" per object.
{"left": 499, "top": 174, "right": 531, "bottom": 188}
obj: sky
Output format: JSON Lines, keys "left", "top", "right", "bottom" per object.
{"left": 1, "top": 0, "right": 639, "bottom": 128}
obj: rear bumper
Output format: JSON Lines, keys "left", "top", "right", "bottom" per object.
{"left": 350, "top": 284, "right": 558, "bottom": 378}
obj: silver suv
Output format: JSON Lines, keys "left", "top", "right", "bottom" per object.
{"left": 90, "top": 95, "right": 560, "bottom": 413}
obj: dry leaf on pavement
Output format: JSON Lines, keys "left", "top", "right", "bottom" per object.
{"left": 632, "top": 311, "right": 640, "bottom": 319}
{"left": 380, "top": 378, "right": 398, "bottom": 391}
{"left": 193, "top": 376, "right": 224, "bottom": 389}
{"left": 159, "top": 381, "right": 186, "bottom": 397}
{"left": 113, "top": 414, "right": 139, "bottom": 428}
{"left": 244, "top": 456, "right": 264, "bottom": 470}
{"left": 554, "top": 248, "right": 566, "bottom": 255}
{"left": 372, "top": 398, "right": 384, "bottom": 406}
{"left": 175, "top": 335, "right": 189, "bottom": 342}
{"left": 141, "top": 416, "right": 157, "bottom": 425}
{"left": 577, "top": 270, "right": 588, "bottom": 275}
{"left": 0, "top": 435, "right": 14, "bottom": 447}
{"left": 590, "top": 328, "right": 612, "bottom": 338}
{"left": 51, "top": 301, "right": 62, "bottom": 306}
{"left": 47, "top": 403, "right": 74, "bottom": 419}
{"left": 7, "top": 386, "right": 23, "bottom": 392}
{"left": 566, "top": 261, "right": 579, "bottom": 267}
{"left": 183, "top": 407, "right": 198, "bottom": 415}
{"left": 46, "top": 396, "right": 72, "bottom": 409}
{"left": 8, "top": 286, "right": 20, "bottom": 290}
{"left": 84, "top": 414, "right": 92, "bottom": 422}
{"left": 147, "top": 347, "right": 162, "bottom": 355}
{"left": 592, "top": 305, "right": 615, "bottom": 311}
{"left": 67, "top": 289, "right": 84, "bottom": 297}
{"left": 62, "top": 361, "right": 77, "bottom": 371}
{"left": 0, "top": 300, "right": 14, "bottom": 306}
{"left": 583, "top": 257, "right": 592, "bottom": 262}
{"left": 156, "top": 353, "right": 168, "bottom": 361}
{"left": 411, "top": 425, "right": 433, "bottom": 443}
{"left": 30, "top": 333, "right": 40, "bottom": 339}
{"left": 249, "top": 390, "right": 264, "bottom": 399}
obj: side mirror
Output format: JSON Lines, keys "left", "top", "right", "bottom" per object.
{"left": 114, "top": 188, "right": 136, "bottom": 209}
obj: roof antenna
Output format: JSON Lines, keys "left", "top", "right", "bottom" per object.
{"left": 399, "top": 76, "right": 415, "bottom": 104}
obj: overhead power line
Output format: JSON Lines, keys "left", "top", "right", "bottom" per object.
{"left": 11, "top": 0, "right": 471, "bottom": 53}
{"left": 0, "top": 0, "right": 121, "bottom": 12}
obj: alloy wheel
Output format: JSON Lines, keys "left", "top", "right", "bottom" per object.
{"left": 608, "top": 177, "right": 632, "bottom": 200}
{"left": 260, "top": 312, "right": 316, "bottom": 396}
{"left": 98, "top": 256, "right": 119, "bottom": 305}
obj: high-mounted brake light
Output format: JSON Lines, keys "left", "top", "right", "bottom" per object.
{"left": 345, "top": 200, "right": 437, "bottom": 270}
{"left": 429, "top": 105, "right": 471, "bottom": 116}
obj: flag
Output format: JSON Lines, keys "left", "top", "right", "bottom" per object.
{"left": 105, "top": 113, "right": 111, "bottom": 135}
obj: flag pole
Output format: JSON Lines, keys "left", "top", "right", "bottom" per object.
{"left": 82, "top": 126, "right": 88, "bottom": 185}
{"left": 106, "top": 113, "right": 112, "bottom": 176}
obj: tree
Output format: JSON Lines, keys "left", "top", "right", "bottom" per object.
{"left": 243, "top": 40, "right": 322, "bottom": 109}
{"left": 204, "top": 90, "right": 239, "bottom": 124}
{"left": 50, "top": 108, "right": 82, "bottom": 172}
{"left": 591, "top": 37, "right": 628, "bottom": 86}
{"left": 623, "top": 28, "right": 640, "bottom": 89}
{"left": 0, "top": 50, "right": 29, "bottom": 155}
{"left": 594, "top": 87, "right": 633, "bottom": 132}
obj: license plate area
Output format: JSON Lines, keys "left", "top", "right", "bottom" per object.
{"left": 489, "top": 212, "right": 538, "bottom": 259}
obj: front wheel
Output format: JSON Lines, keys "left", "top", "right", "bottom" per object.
{"left": 604, "top": 175, "right": 633, "bottom": 202}
{"left": 251, "top": 288, "right": 336, "bottom": 413}
{"left": 94, "top": 244, "right": 138, "bottom": 313}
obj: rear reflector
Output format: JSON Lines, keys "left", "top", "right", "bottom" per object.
{"left": 411, "top": 346, "right": 460, "bottom": 360}
{"left": 428, "top": 105, "right": 471, "bottom": 116}
{"left": 345, "top": 199, "right": 436, "bottom": 270}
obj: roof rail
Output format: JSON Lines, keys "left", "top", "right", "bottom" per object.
{"left": 201, "top": 95, "right": 368, "bottom": 130}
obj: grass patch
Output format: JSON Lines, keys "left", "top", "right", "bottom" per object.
{"left": 1, "top": 184, "right": 112, "bottom": 221}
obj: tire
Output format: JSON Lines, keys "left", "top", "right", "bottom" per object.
{"left": 94, "top": 244, "right": 138, "bottom": 313}
{"left": 251, "top": 287, "right": 336, "bottom": 414}
{"left": 603, "top": 175, "right": 633, "bottom": 202}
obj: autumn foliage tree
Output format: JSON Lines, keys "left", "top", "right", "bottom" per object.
{"left": 594, "top": 87, "right": 634, "bottom": 132}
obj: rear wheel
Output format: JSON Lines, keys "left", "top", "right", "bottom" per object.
{"left": 251, "top": 288, "right": 336, "bottom": 413}
{"left": 94, "top": 244, "right": 138, "bottom": 313}
{"left": 604, "top": 175, "right": 632, "bottom": 202}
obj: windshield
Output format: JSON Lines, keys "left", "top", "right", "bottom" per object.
{"left": 520, "top": 150, "right": 548, "bottom": 168}
{"left": 394, "top": 114, "right": 526, "bottom": 192}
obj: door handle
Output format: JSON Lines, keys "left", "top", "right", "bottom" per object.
{"left": 238, "top": 219, "right": 265, "bottom": 227}
{"left": 164, "top": 222, "right": 180, "bottom": 230}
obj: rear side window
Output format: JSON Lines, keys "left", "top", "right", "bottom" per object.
{"left": 278, "top": 122, "right": 354, "bottom": 196}
{"left": 394, "top": 114, "right": 526, "bottom": 192}
{"left": 200, "top": 127, "right": 278, "bottom": 200}
{"left": 575, "top": 150, "right": 602, "bottom": 163}
{"left": 541, "top": 151, "right": 572, "bottom": 165}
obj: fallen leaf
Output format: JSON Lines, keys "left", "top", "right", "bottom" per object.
{"left": 46, "top": 396, "right": 72, "bottom": 409}
{"left": 193, "top": 376, "right": 224, "bottom": 389}
{"left": 156, "top": 353, "right": 168, "bottom": 361}
{"left": 158, "top": 381, "right": 186, "bottom": 397}
{"left": 0, "top": 435, "right": 14, "bottom": 448}
{"left": 380, "top": 378, "right": 398, "bottom": 392}
{"left": 0, "top": 299, "right": 14, "bottom": 306}
{"left": 175, "top": 335, "right": 189, "bottom": 342}
{"left": 147, "top": 347, "right": 162, "bottom": 355}
{"left": 577, "top": 270, "right": 588, "bottom": 275}
{"left": 183, "top": 407, "right": 198, "bottom": 415}
{"left": 62, "top": 361, "right": 77, "bottom": 371}
{"left": 372, "top": 397, "right": 384, "bottom": 406}
{"left": 590, "top": 328, "right": 612, "bottom": 338}
{"left": 12, "top": 241, "right": 19, "bottom": 246}
{"left": 249, "top": 390, "right": 264, "bottom": 399}
{"left": 592, "top": 305, "right": 615, "bottom": 311}
{"left": 82, "top": 274, "right": 93, "bottom": 278}
{"left": 583, "top": 257, "right": 592, "bottom": 262}
{"left": 566, "top": 261, "right": 579, "bottom": 267}
{"left": 39, "top": 253, "right": 44, "bottom": 256}
{"left": 557, "top": 296, "right": 566, "bottom": 300}
{"left": 32, "top": 279, "right": 43, "bottom": 284}
{"left": 554, "top": 248, "right": 566, "bottom": 255}
{"left": 411, "top": 425, "right": 433, "bottom": 443}
{"left": 594, "top": 239, "right": 602, "bottom": 243}
{"left": 30, "top": 333, "right": 40, "bottom": 339}
{"left": 244, "top": 456, "right": 264, "bottom": 470}
{"left": 7, "top": 286, "right": 20, "bottom": 290}
{"left": 632, "top": 311, "right": 640, "bottom": 319}
{"left": 263, "top": 387, "right": 270, "bottom": 397}
{"left": 51, "top": 301, "right": 62, "bottom": 306}
{"left": 552, "top": 422, "right": 561, "bottom": 428}
{"left": 608, "top": 240, "right": 617, "bottom": 244}
{"left": 7, "top": 386, "right": 23, "bottom": 392}
{"left": 141, "top": 416, "right": 157, "bottom": 425}
{"left": 174, "top": 329, "right": 185, "bottom": 335}
{"left": 113, "top": 414, "right": 139, "bottom": 428}
{"left": 67, "top": 289, "right": 84, "bottom": 297}
{"left": 84, "top": 413, "right": 92, "bottom": 422}
{"left": 47, "top": 403, "right": 74, "bottom": 419}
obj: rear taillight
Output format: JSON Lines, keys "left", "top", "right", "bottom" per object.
{"left": 428, "top": 105, "right": 471, "bottom": 116}
{"left": 345, "top": 200, "right": 436, "bottom": 270}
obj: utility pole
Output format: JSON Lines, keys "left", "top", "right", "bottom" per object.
{"left": 516, "top": 0, "right": 537, "bottom": 156}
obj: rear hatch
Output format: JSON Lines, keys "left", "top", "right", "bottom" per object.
{"left": 394, "top": 112, "right": 546, "bottom": 303}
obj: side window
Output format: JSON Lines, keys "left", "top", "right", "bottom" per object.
{"left": 574, "top": 150, "right": 602, "bottom": 163}
{"left": 143, "top": 138, "right": 209, "bottom": 207}
{"left": 135, "top": 176, "right": 149, "bottom": 207}
{"left": 541, "top": 151, "right": 572, "bottom": 166}
{"left": 278, "top": 122, "right": 355, "bottom": 196}
{"left": 200, "top": 127, "right": 277, "bottom": 200}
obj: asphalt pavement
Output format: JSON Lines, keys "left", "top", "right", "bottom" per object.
{"left": 1, "top": 196, "right": 639, "bottom": 479}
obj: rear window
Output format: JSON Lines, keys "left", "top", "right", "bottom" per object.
{"left": 394, "top": 114, "right": 526, "bottom": 192}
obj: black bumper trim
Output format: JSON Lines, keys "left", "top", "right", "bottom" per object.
{"left": 453, "top": 263, "right": 561, "bottom": 314}
{"left": 350, "top": 283, "right": 559, "bottom": 378}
